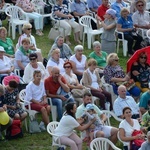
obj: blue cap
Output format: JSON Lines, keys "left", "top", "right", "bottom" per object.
{"left": 106, "top": 9, "right": 116, "bottom": 18}
{"left": 86, "top": 104, "right": 94, "bottom": 111}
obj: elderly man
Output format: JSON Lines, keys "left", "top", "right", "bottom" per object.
{"left": 47, "top": 36, "right": 73, "bottom": 60}
{"left": 45, "top": 67, "right": 74, "bottom": 121}
{"left": 87, "top": 0, "right": 102, "bottom": 13}
{"left": 139, "top": 90, "right": 150, "bottom": 115}
{"left": 132, "top": 0, "right": 150, "bottom": 37}
{"left": 76, "top": 90, "right": 118, "bottom": 145}
{"left": 97, "top": 0, "right": 110, "bottom": 21}
{"left": 113, "top": 85, "right": 141, "bottom": 120}
{"left": 139, "top": 131, "right": 150, "bottom": 150}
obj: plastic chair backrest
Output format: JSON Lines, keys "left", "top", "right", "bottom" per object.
{"left": 90, "top": 137, "right": 121, "bottom": 150}
{"left": 19, "top": 89, "right": 26, "bottom": 102}
{"left": 47, "top": 121, "right": 59, "bottom": 135}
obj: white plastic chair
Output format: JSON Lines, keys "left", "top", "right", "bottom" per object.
{"left": 5, "top": 6, "right": 29, "bottom": 40}
{"left": 79, "top": 15, "right": 103, "bottom": 49}
{"left": 47, "top": 121, "right": 66, "bottom": 150}
{"left": 19, "top": 89, "right": 39, "bottom": 131}
{"left": 116, "top": 30, "right": 128, "bottom": 57}
{"left": 90, "top": 137, "right": 121, "bottom": 150}
{"left": 146, "top": 29, "right": 150, "bottom": 39}
{"left": 102, "top": 110, "right": 123, "bottom": 126}
{"left": 47, "top": 97, "right": 57, "bottom": 121}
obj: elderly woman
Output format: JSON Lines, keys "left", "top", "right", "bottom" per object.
{"left": 52, "top": 0, "right": 81, "bottom": 45}
{"left": 4, "top": 80, "right": 27, "bottom": 121}
{"left": 89, "top": 41, "right": 107, "bottom": 69}
{"left": 63, "top": 61, "right": 85, "bottom": 105}
{"left": 119, "top": 107, "right": 144, "bottom": 150}
{"left": 0, "top": 27, "right": 16, "bottom": 58}
{"left": 103, "top": 53, "right": 141, "bottom": 98}
{"left": 97, "top": 9, "right": 116, "bottom": 54}
{"left": 117, "top": 8, "right": 143, "bottom": 57}
{"left": 23, "top": 53, "right": 48, "bottom": 84}
{"left": 46, "top": 48, "right": 65, "bottom": 75}
{"left": 17, "top": 23, "right": 41, "bottom": 52}
{"left": 82, "top": 58, "right": 113, "bottom": 110}
{"left": 0, "top": 46, "right": 14, "bottom": 82}
{"left": 69, "top": 45, "right": 87, "bottom": 82}
{"left": 16, "top": 0, "right": 43, "bottom": 36}
{"left": 131, "top": 52, "right": 150, "bottom": 93}
{"left": 25, "top": 70, "right": 50, "bottom": 130}
{"left": 48, "top": 36, "right": 73, "bottom": 60}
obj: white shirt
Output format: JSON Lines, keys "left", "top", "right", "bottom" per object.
{"left": 113, "top": 96, "right": 139, "bottom": 117}
{"left": 63, "top": 72, "right": 77, "bottom": 85}
{"left": 46, "top": 58, "right": 65, "bottom": 75}
{"left": 0, "top": 56, "right": 13, "bottom": 75}
{"left": 54, "top": 115, "right": 79, "bottom": 138}
{"left": 25, "top": 81, "right": 46, "bottom": 105}
{"left": 69, "top": 54, "right": 87, "bottom": 73}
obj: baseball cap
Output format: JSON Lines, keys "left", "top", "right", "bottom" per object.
{"left": 86, "top": 104, "right": 94, "bottom": 111}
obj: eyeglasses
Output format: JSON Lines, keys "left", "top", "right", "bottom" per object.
{"left": 140, "top": 56, "right": 147, "bottom": 59}
{"left": 138, "top": 4, "right": 143, "bottom": 7}
{"left": 30, "top": 58, "right": 36, "bottom": 61}
{"left": 27, "top": 28, "right": 32, "bottom": 30}
{"left": 64, "top": 66, "right": 71, "bottom": 68}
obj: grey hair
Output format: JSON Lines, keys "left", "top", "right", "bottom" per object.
{"left": 93, "top": 41, "right": 101, "bottom": 48}
{"left": 74, "top": 45, "right": 83, "bottom": 53}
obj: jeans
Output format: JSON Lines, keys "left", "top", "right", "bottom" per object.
{"left": 52, "top": 89, "right": 74, "bottom": 121}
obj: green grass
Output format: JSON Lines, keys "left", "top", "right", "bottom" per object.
{"left": 0, "top": 19, "right": 128, "bottom": 149}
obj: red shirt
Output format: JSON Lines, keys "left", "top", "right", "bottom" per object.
{"left": 97, "top": 4, "right": 109, "bottom": 21}
{"left": 44, "top": 76, "right": 66, "bottom": 95}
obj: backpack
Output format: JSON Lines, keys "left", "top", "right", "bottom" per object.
{"left": 130, "top": 130, "right": 145, "bottom": 150}
{"left": 6, "top": 120, "right": 23, "bottom": 140}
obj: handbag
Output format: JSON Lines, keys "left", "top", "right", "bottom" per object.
{"left": 29, "top": 116, "right": 41, "bottom": 134}
{"left": 71, "top": 89, "right": 84, "bottom": 98}
{"left": 117, "top": 79, "right": 135, "bottom": 90}
{"left": 48, "top": 27, "right": 61, "bottom": 40}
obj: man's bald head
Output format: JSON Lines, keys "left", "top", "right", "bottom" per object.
{"left": 118, "top": 85, "right": 127, "bottom": 98}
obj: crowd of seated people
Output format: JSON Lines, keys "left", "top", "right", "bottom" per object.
{"left": 1, "top": 1, "right": 150, "bottom": 149}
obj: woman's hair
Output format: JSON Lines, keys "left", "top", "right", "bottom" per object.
{"left": 88, "top": 58, "right": 97, "bottom": 66}
{"left": 74, "top": 45, "right": 83, "bottom": 53}
{"left": 33, "top": 70, "right": 41, "bottom": 77}
{"left": 93, "top": 41, "right": 101, "bottom": 48}
{"left": 29, "top": 53, "right": 38, "bottom": 59}
{"left": 22, "top": 23, "right": 32, "bottom": 32}
{"left": 65, "top": 102, "right": 76, "bottom": 118}
{"left": 120, "top": 7, "right": 129, "bottom": 16}
{"left": 22, "top": 38, "right": 30, "bottom": 45}
{"left": 50, "top": 48, "right": 60, "bottom": 56}
{"left": 9, "top": 80, "right": 18, "bottom": 88}
{"left": 122, "top": 107, "right": 132, "bottom": 115}
{"left": 107, "top": 53, "right": 118, "bottom": 65}
{"left": 63, "top": 61, "right": 72, "bottom": 68}
{"left": 0, "top": 27, "right": 7, "bottom": 34}
{"left": 138, "top": 51, "right": 147, "bottom": 62}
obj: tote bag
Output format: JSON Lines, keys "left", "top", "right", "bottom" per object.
{"left": 48, "top": 27, "right": 61, "bottom": 40}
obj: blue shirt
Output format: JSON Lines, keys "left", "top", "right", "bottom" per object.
{"left": 117, "top": 15, "right": 133, "bottom": 34}
{"left": 70, "top": 1, "right": 87, "bottom": 14}
{"left": 87, "top": 0, "right": 102, "bottom": 10}
{"left": 111, "top": 1, "right": 127, "bottom": 19}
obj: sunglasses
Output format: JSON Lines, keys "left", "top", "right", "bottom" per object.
{"left": 64, "top": 66, "right": 71, "bottom": 68}
{"left": 27, "top": 28, "right": 32, "bottom": 30}
{"left": 30, "top": 58, "right": 36, "bottom": 61}
{"left": 140, "top": 56, "right": 147, "bottom": 59}
{"left": 138, "top": 4, "right": 143, "bottom": 7}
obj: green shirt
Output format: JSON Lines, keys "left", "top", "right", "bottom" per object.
{"left": 0, "top": 38, "right": 14, "bottom": 55}
{"left": 89, "top": 51, "right": 107, "bottom": 68}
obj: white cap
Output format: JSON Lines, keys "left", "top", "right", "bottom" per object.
{"left": 0, "top": 46, "right": 5, "bottom": 52}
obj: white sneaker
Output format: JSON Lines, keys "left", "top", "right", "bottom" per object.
{"left": 39, "top": 121, "right": 46, "bottom": 131}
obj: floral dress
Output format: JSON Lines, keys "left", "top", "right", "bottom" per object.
{"left": 4, "top": 88, "right": 25, "bottom": 118}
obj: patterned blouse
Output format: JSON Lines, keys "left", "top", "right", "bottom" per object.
{"left": 104, "top": 65, "right": 125, "bottom": 85}
{"left": 52, "top": 4, "right": 69, "bottom": 20}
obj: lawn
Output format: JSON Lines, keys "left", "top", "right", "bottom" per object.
{"left": 0, "top": 18, "right": 128, "bottom": 150}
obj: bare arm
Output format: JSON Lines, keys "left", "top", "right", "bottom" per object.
{"left": 17, "top": 60, "right": 25, "bottom": 70}
{"left": 117, "top": 24, "right": 133, "bottom": 32}
{"left": 55, "top": 11, "right": 73, "bottom": 19}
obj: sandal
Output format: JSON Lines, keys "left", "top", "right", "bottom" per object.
{"left": 36, "top": 31, "right": 43, "bottom": 36}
